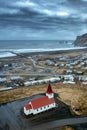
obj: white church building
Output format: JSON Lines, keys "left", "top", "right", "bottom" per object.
{"left": 24, "top": 84, "right": 56, "bottom": 115}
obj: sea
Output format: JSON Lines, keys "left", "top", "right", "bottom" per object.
{"left": 0, "top": 40, "right": 75, "bottom": 58}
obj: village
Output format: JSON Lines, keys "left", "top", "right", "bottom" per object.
{"left": 0, "top": 50, "right": 87, "bottom": 130}
{"left": 0, "top": 50, "right": 87, "bottom": 91}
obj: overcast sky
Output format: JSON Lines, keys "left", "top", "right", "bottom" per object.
{"left": 0, "top": 0, "right": 87, "bottom": 40}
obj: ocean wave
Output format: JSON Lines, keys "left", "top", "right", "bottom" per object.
{"left": 0, "top": 52, "right": 16, "bottom": 58}
{"left": 0, "top": 47, "right": 86, "bottom": 52}
{"left": 0, "top": 47, "right": 86, "bottom": 58}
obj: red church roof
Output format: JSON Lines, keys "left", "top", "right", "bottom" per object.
{"left": 46, "top": 84, "right": 53, "bottom": 94}
{"left": 25, "top": 104, "right": 32, "bottom": 110}
{"left": 25, "top": 84, "right": 55, "bottom": 111}
{"left": 31, "top": 96, "right": 55, "bottom": 109}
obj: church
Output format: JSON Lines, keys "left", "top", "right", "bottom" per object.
{"left": 24, "top": 84, "right": 56, "bottom": 115}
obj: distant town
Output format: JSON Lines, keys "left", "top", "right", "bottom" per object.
{"left": 0, "top": 49, "right": 87, "bottom": 91}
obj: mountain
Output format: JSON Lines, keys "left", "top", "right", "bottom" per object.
{"left": 73, "top": 33, "right": 87, "bottom": 46}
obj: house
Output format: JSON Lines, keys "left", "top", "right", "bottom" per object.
{"left": 66, "top": 70, "right": 73, "bottom": 74}
{"left": 75, "top": 71, "right": 84, "bottom": 75}
{"left": 82, "top": 81, "right": 87, "bottom": 85}
{"left": 63, "top": 75, "right": 75, "bottom": 84}
{"left": 24, "top": 84, "right": 56, "bottom": 115}
{"left": 10, "top": 76, "right": 20, "bottom": 81}
{"left": 66, "top": 63, "right": 71, "bottom": 67}
{"left": 58, "top": 56, "right": 69, "bottom": 61}
{"left": 79, "top": 76, "right": 87, "bottom": 81}
{"left": 46, "top": 60, "right": 55, "bottom": 66}
{"left": 4, "top": 64, "right": 9, "bottom": 67}
{"left": 59, "top": 63, "right": 65, "bottom": 67}
{"left": 70, "top": 62, "right": 77, "bottom": 66}
{"left": 0, "top": 77, "right": 7, "bottom": 83}
{"left": 64, "top": 75, "right": 74, "bottom": 81}
{"left": 63, "top": 81, "right": 75, "bottom": 84}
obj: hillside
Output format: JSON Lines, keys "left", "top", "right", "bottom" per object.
{"left": 74, "top": 33, "right": 87, "bottom": 46}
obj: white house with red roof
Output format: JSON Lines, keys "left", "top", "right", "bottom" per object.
{"left": 24, "top": 84, "right": 56, "bottom": 115}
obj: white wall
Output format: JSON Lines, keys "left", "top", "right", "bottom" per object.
{"left": 46, "top": 93, "right": 54, "bottom": 98}
{"left": 33, "top": 103, "right": 56, "bottom": 115}
{"left": 24, "top": 107, "right": 33, "bottom": 115}
{"left": 24, "top": 107, "right": 29, "bottom": 115}
{"left": 24, "top": 102, "right": 56, "bottom": 116}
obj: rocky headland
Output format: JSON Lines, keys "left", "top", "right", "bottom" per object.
{"left": 74, "top": 33, "right": 87, "bottom": 47}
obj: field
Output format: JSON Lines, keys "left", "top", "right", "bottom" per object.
{"left": 0, "top": 83, "right": 87, "bottom": 115}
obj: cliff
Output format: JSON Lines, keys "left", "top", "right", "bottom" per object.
{"left": 74, "top": 33, "right": 87, "bottom": 46}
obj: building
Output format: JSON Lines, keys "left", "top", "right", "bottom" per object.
{"left": 24, "top": 77, "right": 61, "bottom": 86}
{"left": 46, "top": 59, "right": 55, "bottom": 66}
{"left": 10, "top": 76, "right": 20, "bottom": 81}
{"left": 64, "top": 75, "right": 74, "bottom": 81}
{"left": 82, "top": 81, "right": 87, "bottom": 85}
{"left": 0, "top": 77, "right": 7, "bottom": 83}
{"left": 24, "top": 84, "right": 56, "bottom": 115}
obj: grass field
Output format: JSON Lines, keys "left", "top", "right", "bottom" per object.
{"left": 0, "top": 83, "right": 87, "bottom": 115}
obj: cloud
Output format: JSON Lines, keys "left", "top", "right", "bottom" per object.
{"left": 15, "top": 0, "right": 37, "bottom": 8}
{"left": 0, "top": 0, "right": 87, "bottom": 40}
{"left": 11, "top": 0, "right": 71, "bottom": 18}
{"left": 0, "top": 8, "right": 19, "bottom": 15}
{"left": 38, "top": 9, "right": 70, "bottom": 17}
{"left": 81, "top": 0, "right": 87, "bottom": 2}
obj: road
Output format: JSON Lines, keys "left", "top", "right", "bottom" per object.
{"left": 0, "top": 101, "right": 87, "bottom": 130}
{"left": 0, "top": 73, "right": 56, "bottom": 76}
{"left": 10, "top": 51, "right": 51, "bottom": 70}
{"left": 32, "top": 117, "right": 87, "bottom": 130}
{"left": 0, "top": 105, "right": 21, "bottom": 130}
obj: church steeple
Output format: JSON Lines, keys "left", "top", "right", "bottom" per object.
{"left": 46, "top": 84, "right": 53, "bottom": 94}
{"left": 46, "top": 84, "right": 54, "bottom": 98}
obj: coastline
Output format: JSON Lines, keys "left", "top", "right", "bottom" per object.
{"left": 21, "top": 47, "right": 87, "bottom": 56}
{"left": 0, "top": 47, "right": 87, "bottom": 58}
